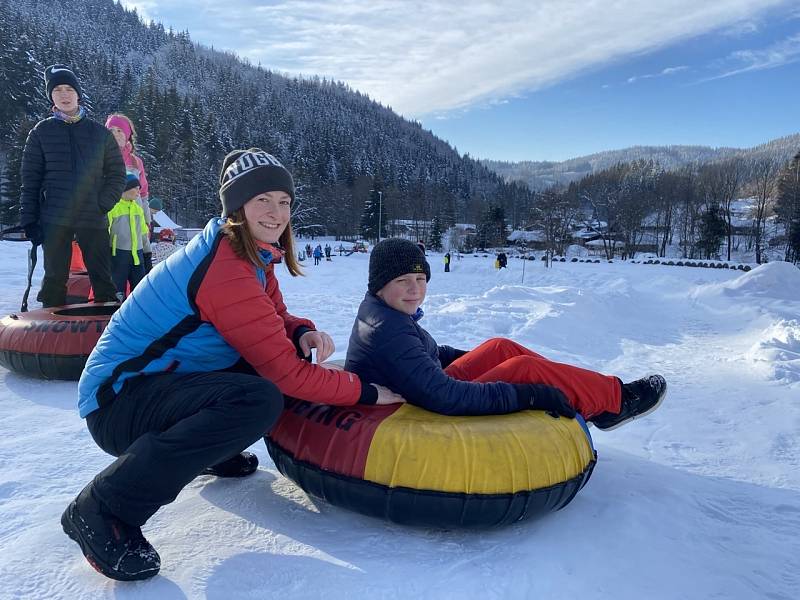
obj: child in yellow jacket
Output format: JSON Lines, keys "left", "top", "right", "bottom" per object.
{"left": 107, "top": 174, "right": 148, "bottom": 299}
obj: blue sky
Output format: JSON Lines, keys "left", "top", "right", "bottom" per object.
{"left": 122, "top": 1, "right": 799, "bottom": 162}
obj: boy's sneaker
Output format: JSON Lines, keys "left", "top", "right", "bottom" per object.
{"left": 591, "top": 375, "right": 667, "bottom": 431}
{"left": 201, "top": 451, "right": 259, "bottom": 478}
{"left": 61, "top": 485, "right": 160, "bottom": 581}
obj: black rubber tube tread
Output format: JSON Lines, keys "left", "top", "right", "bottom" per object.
{"left": 265, "top": 436, "right": 596, "bottom": 528}
{"left": 0, "top": 349, "right": 87, "bottom": 380}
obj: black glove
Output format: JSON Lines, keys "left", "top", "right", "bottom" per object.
{"left": 514, "top": 384, "right": 576, "bottom": 419}
{"left": 23, "top": 223, "right": 43, "bottom": 245}
{"left": 143, "top": 252, "right": 153, "bottom": 274}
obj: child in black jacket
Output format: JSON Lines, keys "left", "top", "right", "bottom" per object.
{"left": 345, "top": 238, "right": 667, "bottom": 428}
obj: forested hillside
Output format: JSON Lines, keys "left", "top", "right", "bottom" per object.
{"left": 0, "top": 0, "right": 531, "bottom": 231}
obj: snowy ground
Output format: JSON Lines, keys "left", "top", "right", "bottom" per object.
{"left": 1, "top": 241, "right": 798, "bottom": 599}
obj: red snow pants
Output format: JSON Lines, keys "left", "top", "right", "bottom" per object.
{"left": 444, "top": 338, "right": 621, "bottom": 418}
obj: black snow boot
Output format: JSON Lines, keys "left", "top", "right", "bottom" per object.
{"left": 61, "top": 484, "right": 160, "bottom": 581}
{"left": 201, "top": 451, "right": 259, "bottom": 478}
{"left": 591, "top": 375, "right": 668, "bottom": 431}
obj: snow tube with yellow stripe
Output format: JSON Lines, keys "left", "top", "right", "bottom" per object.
{"left": 265, "top": 399, "right": 596, "bottom": 527}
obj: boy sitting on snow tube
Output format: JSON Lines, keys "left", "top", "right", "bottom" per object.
{"left": 345, "top": 238, "right": 668, "bottom": 428}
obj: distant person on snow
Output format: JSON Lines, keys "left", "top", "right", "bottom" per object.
{"left": 105, "top": 113, "right": 154, "bottom": 273}
{"left": 498, "top": 252, "right": 508, "bottom": 269}
{"left": 346, "top": 238, "right": 667, "bottom": 423}
{"left": 325, "top": 243, "right": 332, "bottom": 260}
{"left": 313, "top": 244, "right": 323, "bottom": 265}
{"left": 147, "top": 197, "right": 162, "bottom": 243}
{"left": 61, "top": 149, "right": 403, "bottom": 581}
{"left": 19, "top": 64, "right": 125, "bottom": 307}
{"left": 444, "top": 252, "right": 451, "bottom": 272}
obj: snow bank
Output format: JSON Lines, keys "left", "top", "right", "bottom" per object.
{"left": 694, "top": 262, "right": 800, "bottom": 302}
{"left": 746, "top": 319, "right": 800, "bottom": 385}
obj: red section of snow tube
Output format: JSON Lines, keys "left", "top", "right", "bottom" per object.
{"left": 0, "top": 303, "right": 118, "bottom": 380}
{"left": 66, "top": 271, "right": 92, "bottom": 304}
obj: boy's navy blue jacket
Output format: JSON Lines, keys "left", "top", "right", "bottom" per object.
{"left": 345, "top": 293, "right": 525, "bottom": 416}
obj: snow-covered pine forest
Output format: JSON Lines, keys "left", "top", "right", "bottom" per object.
{"left": 0, "top": 0, "right": 532, "bottom": 233}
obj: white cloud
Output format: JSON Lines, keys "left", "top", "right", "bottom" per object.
{"left": 119, "top": 0, "right": 789, "bottom": 117}
{"left": 661, "top": 66, "right": 689, "bottom": 75}
{"left": 720, "top": 19, "right": 762, "bottom": 36}
{"left": 118, "top": 1, "right": 160, "bottom": 23}
{"left": 627, "top": 65, "right": 689, "bottom": 84}
{"left": 701, "top": 32, "right": 800, "bottom": 81}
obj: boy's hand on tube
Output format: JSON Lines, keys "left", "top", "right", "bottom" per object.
{"left": 514, "top": 384, "right": 576, "bottom": 418}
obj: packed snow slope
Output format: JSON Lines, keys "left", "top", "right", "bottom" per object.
{"left": 0, "top": 241, "right": 797, "bottom": 599}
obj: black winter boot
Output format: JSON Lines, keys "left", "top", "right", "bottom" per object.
{"left": 61, "top": 484, "right": 160, "bottom": 581}
{"left": 591, "top": 375, "right": 667, "bottom": 431}
{"left": 201, "top": 451, "right": 259, "bottom": 478}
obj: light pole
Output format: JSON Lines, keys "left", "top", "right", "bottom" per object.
{"left": 378, "top": 191, "right": 383, "bottom": 242}
{"left": 370, "top": 189, "right": 383, "bottom": 243}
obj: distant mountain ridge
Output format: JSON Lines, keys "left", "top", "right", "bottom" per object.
{"left": 483, "top": 133, "right": 800, "bottom": 190}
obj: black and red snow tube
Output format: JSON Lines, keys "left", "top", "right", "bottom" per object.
{"left": 0, "top": 303, "right": 118, "bottom": 380}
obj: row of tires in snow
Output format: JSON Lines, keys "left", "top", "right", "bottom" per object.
{"left": 510, "top": 255, "right": 753, "bottom": 270}
{"left": 628, "top": 259, "right": 752, "bottom": 271}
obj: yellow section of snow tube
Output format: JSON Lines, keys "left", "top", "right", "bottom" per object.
{"left": 364, "top": 404, "right": 594, "bottom": 494}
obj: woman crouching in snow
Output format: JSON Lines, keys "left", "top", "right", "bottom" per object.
{"left": 346, "top": 238, "right": 667, "bottom": 424}
{"left": 62, "top": 149, "right": 404, "bottom": 581}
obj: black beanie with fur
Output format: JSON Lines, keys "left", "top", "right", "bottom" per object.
{"left": 218, "top": 148, "right": 295, "bottom": 217}
{"left": 368, "top": 238, "right": 431, "bottom": 295}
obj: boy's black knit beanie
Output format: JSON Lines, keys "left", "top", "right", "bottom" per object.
{"left": 44, "top": 64, "right": 82, "bottom": 102}
{"left": 219, "top": 148, "right": 295, "bottom": 217}
{"left": 368, "top": 238, "right": 431, "bottom": 294}
{"left": 124, "top": 173, "right": 141, "bottom": 192}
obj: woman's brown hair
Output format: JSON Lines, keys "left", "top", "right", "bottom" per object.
{"left": 221, "top": 208, "right": 303, "bottom": 276}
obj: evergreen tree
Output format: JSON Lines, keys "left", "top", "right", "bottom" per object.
{"left": 697, "top": 204, "right": 727, "bottom": 259}
{"left": 477, "top": 205, "right": 508, "bottom": 248}
{"left": 428, "top": 214, "right": 443, "bottom": 251}
{"left": 359, "top": 188, "right": 386, "bottom": 242}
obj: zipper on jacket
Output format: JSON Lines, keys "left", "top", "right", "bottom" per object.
{"left": 68, "top": 123, "right": 78, "bottom": 187}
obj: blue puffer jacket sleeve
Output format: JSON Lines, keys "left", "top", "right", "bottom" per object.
{"left": 345, "top": 294, "right": 523, "bottom": 416}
